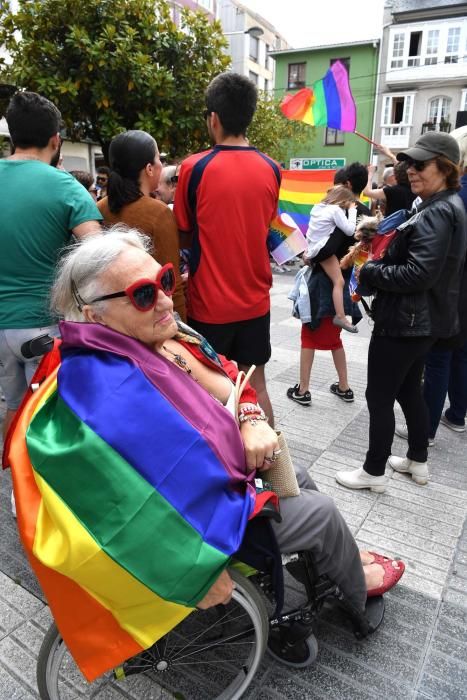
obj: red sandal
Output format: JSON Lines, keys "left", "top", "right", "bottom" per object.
{"left": 367, "top": 558, "right": 405, "bottom": 598}
{"left": 367, "top": 551, "right": 393, "bottom": 565}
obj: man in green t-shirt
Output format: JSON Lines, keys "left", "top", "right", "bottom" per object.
{"left": 0, "top": 91, "right": 102, "bottom": 440}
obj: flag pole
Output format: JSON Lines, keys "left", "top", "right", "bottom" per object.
{"left": 354, "top": 130, "right": 380, "bottom": 148}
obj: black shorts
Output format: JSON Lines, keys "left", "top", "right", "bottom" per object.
{"left": 311, "top": 233, "right": 343, "bottom": 264}
{"left": 188, "top": 312, "right": 271, "bottom": 366}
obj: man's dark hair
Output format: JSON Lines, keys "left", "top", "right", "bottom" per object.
{"left": 97, "top": 165, "right": 111, "bottom": 177}
{"left": 6, "top": 91, "right": 61, "bottom": 149}
{"left": 333, "top": 167, "right": 348, "bottom": 185}
{"left": 70, "top": 170, "right": 94, "bottom": 190}
{"left": 205, "top": 72, "right": 257, "bottom": 136}
{"left": 344, "top": 162, "right": 368, "bottom": 196}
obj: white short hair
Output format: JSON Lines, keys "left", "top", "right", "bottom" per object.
{"left": 51, "top": 225, "right": 153, "bottom": 321}
{"left": 450, "top": 125, "right": 467, "bottom": 171}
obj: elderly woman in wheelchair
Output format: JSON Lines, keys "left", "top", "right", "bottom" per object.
{"left": 8, "top": 227, "right": 404, "bottom": 700}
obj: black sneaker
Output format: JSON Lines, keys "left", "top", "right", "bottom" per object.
{"left": 287, "top": 384, "right": 311, "bottom": 406}
{"left": 330, "top": 382, "right": 354, "bottom": 402}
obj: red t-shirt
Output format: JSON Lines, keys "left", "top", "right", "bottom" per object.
{"left": 174, "top": 145, "right": 281, "bottom": 324}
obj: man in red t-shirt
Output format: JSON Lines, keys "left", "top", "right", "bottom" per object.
{"left": 174, "top": 72, "right": 281, "bottom": 425}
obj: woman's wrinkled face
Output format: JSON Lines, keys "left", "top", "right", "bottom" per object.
{"left": 83, "top": 247, "right": 177, "bottom": 347}
{"left": 407, "top": 159, "right": 448, "bottom": 200}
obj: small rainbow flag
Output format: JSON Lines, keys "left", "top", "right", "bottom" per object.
{"left": 8, "top": 321, "right": 255, "bottom": 681}
{"left": 268, "top": 214, "right": 307, "bottom": 264}
{"left": 280, "top": 60, "right": 356, "bottom": 132}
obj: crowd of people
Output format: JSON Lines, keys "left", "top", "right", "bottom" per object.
{"left": 0, "top": 72, "right": 466, "bottom": 677}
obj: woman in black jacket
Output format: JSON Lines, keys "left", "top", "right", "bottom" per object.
{"left": 336, "top": 132, "right": 467, "bottom": 492}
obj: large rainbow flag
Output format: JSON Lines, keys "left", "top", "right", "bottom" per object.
{"left": 8, "top": 321, "right": 256, "bottom": 681}
{"left": 278, "top": 169, "right": 337, "bottom": 235}
{"left": 280, "top": 60, "right": 356, "bottom": 132}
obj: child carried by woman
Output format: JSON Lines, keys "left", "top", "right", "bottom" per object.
{"left": 305, "top": 185, "right": 358, "bottom": 333}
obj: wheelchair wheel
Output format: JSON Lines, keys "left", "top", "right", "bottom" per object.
{"left": 36, "top": 568, "right": 268, "bottom": 700}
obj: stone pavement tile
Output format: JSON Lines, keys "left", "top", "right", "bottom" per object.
{"left": 11, "top": 619, "right": 47, "bottom": 657}
{"left": 365, "top": 510, "right": 459, "bottom": 549}
{"left": 419, "top": 652, "right": 467, "bottom": 700}
{"left": 0, "top": 636, "right": 39, "bottom": 696}
{"left": 444, "top": 589, "right": 467, "bottom": 609}
{"left": 262, "top": 664, "right": 374, "bottom": 700}
{"left": 313, "top": 622, "right": 420, "bottom": 684}
{"left": 0, "top": 664, "right": 37, "bottom": 699}
{"left": 0, "top": 572, "right": 43, "bottom": 619}
{"left": 371, "top": 501, "right": 464, "bottom": 540}
{"left": 316, "top": 644, "right": 413, "bottom": 700}
{"left": 430, "top": 628, "right": 467, "bottom": 664}
{"left": 374, "top": 493, "right": 465, "bottom": 528}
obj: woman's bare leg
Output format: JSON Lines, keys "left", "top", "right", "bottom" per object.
{"left": 320, "top": 255, "right": 346, "bottom": 320}
{"left": 332, "top": 347, "right": 349, "bottom": 391}
{"left": 299, "top": 348, "right": 315, "bottom": 393}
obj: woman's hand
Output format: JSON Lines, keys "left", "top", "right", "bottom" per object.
{"left": 240, "top": 420, "right": 280, "bottom": 471}
{"left": 197, "top": 570, "right": 234, "bottom": 609}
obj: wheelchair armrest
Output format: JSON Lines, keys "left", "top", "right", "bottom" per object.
{"left": 255, "top": 498, "right": 282, "bottom": 523}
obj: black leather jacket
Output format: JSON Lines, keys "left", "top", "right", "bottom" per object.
{"left": 359, "top": 189, "right": 467, "bottom": 338}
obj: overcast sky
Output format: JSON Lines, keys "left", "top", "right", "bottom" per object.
{"left": 241, "top": 0, "right": 385, "bottom": 48}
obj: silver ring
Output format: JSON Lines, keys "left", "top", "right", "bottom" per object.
{"left": 273, "top": 449, "right": 282, "bottom": 456}
{"left": 264, "top": 455, "right": 276, "bottom": 464}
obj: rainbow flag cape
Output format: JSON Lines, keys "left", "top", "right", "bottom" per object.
{"left": 280, "top": 60, "right": 356, "bottom": 132}
{"left": 267, "top": 213, "right": 307, "bottom": 264}
{"left": 278, "top": 169, "right": 337, "bottom": 235}
{"left": 8, "top": 321, "right": 255, "bottom": 681}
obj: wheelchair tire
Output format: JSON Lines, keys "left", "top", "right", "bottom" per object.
{"left": 36, "top": 568, "right": 268, "bottom": 700}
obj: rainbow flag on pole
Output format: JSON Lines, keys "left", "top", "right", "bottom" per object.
{"left": 8, "top": 322, "right": 255, "bottom": 681}
{"left": 267, "top": 213, "right": 307, "bottom": 264}
{"left": 280, "top": 60, "right": 356, "bottom": 132}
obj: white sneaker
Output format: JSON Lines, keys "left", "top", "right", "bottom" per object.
{"left": 387, "top": 455, "right": 428, "bottom": 485}
{"left": 395, "top": 424, "right": 434, "bottom": 447}
{"left": 335, "top": 467, "right": 388, "bottom": 493}
{"left": 440, "top": 414, "right": 466, "bottom": 433}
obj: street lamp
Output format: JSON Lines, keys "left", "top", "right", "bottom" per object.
{"left": 223, "top": 26, "right": 264, "bottom": 38}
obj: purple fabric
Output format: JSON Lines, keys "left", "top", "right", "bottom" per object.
{"left": 59, "top": 322, "right": 255, "bottom": 495}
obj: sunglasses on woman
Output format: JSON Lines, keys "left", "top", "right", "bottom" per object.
{"left": 88, "top": 263, "right": 176, "bottom": 311}
{"left": 405, "top": 158, "right": 433, "bottom": 172}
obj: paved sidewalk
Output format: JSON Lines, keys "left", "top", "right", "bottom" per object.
{"left": 1, "top": 269, "right": 467, "bottom": 699}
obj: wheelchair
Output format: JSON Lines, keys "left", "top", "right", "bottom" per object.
{"left": 36, "top": 550, "right": 383, "bottom": 700}
{"left": 18, "top": 336, "right": 383, "bottom": 699}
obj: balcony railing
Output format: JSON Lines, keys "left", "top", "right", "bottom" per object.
{"left": 381, "top": 125, "right": 411, "bottom": 149}
{"left": 421, "top": 121, "right": 451, "bottom": 134}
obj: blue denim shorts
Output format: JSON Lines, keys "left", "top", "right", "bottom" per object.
{"left": 0, "top": 326, "right": 59, "bottom": 410}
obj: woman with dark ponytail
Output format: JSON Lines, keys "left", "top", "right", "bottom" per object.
{"left": 98, "top": 130, "right": 186, "bottom": 320}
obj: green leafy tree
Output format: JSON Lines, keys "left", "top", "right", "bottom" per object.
{"left": 0, "top": 0, "right": 230, "bottom": 160}
{"left": 248, "top": 91, "right": 312, "bottom": 163}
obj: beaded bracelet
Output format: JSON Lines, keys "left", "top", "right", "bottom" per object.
{"left": 238, "top": 414, "right": 269, "bottom": 426}
{"left": 238, "top": 404, "right": 265, "bottom": 420}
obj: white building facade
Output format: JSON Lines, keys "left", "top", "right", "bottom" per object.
{"left": 218, "top": 0, "right": 288, "bottom": 91}
{"left": 374, "top": 0, "right": 467, "bottom": 166}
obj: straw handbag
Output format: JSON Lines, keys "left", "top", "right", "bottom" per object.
{"left": 235, "top": 367, "right": 300, "bottom": 499}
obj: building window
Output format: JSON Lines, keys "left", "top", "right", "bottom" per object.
{"left": 325, "top": 128, "right": 344, "bottom": 146}
{"left": 197, "top": 0, "right": 213, "bottom": 10}
{"left": 330, "top": 57, "right": 350, "bottom": 72}
{"left": 381, "top": 93, "right": 414, "bottom": 142}
{"left": 249, "top": 71, "right": 258, "bottom": 85}
{"left": 391, "top": 32, "right": 405, "bottom": 68}
{"left": 249, "top": 35, "right": 259, "bottom": 63}
{"left": 445, "top": 27, "right": 460, "bottom": 63}
{"left": 287, "top": 62, "right": 306, "bottom": 89}
{"left": 426, "top": 96, "right": 451, "bottom": 131}
{"left": 425, "top": 29, "right": 439, "bottom": 65}
{"left": 408, "top": 31, "right": 422, "bottom": 66}
{"left": 461, "top": 90, "right": 467, "bottom": 112}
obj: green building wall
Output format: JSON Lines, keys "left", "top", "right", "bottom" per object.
{"left": 273, "top": 43, "right": 379, "bottom": 168}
